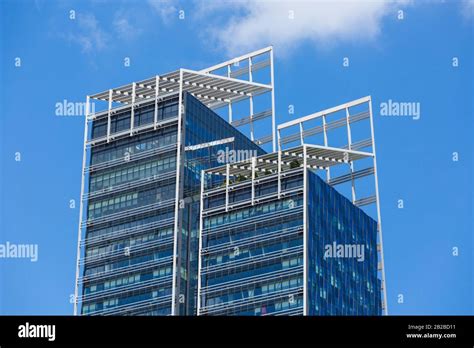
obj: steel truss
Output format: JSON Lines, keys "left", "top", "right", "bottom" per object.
{"left": 197, "top": 96, "right": 388, "bottom": 316}
{"left": 75, "top": 47, "right": 277, "bottom": 316}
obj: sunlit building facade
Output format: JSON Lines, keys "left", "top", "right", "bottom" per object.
{"left": 76, "top": 92, "right": 264, "bottom": 316}
{"left": 198, "top": 155, "right": 381, "bottom": 315}
{"left": 75, "top": 47, "right": 387, "bottom": 316}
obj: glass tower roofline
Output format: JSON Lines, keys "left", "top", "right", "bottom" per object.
{"left": 198, "top": 95, "right": 388, "bottom": 315}
{"left": 75, "top": 46, "right": 277, "bottom": 315}
{"left": 75, "top": 46, "right": 387, "bottom": 316}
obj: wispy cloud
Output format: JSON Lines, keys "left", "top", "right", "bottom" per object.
{"left": 147, "top": 0, "right": 177, "bottom": 24}
{"left": 196, "top": 0, "right": 412, "bottom": 57}
{"left": 113, "top": 9, "right": 143, "bottom": 41}
{"left": 64, "top": 13, "right": 108, "bottom": 53}
{"left": 461, "top": 0, "right": 474, "bottom": 19}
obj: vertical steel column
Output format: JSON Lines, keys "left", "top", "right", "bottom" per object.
{"left": 74, "top": 95, "right": 90, "bottom": 316}
{"left": 345, "top": 107, "right": 356, "bottom": 203}
{"left": 225, "top": 163, "right": 230, "bottom": 212}
{"left": 227, "top": 65, "right": 233, "bottom": 123}
{"left": 197, "top": 170, "right": 205, "bottom": 315}
{"left": 248, "top": 57, "right": 253, "bottom": 82}
{"left": 171, "top": 70, "right": 184, "bottom": 316}
{"left": 299, "top": 122, "right": 304, "bottom": 145}
{"left": 368, "top": 97, "right": 388, "bottom": 315}
{"left": 130, "top": 82, "right": 136, "bottom": 136}
{"left": 107, "top": 90, "right": 112, "bottom": 143}
{"left": 249, "top": 97, "right": 254, "bottom": 141}
{"left": 277, "top": 150, "right": 282, "bottom": 199}
{"left": 249, "top": 57, "right": 254, "bottom": 142}
{"left": 270, "top": 47, "right": 277, "bottom": 152}
{"left": 277, "top": 128, "right": 282, "bottom": 152}
{"left": 322, "top": 115, "right": 331, "bottom": 181}
{"left": 154, "top": 76, "right": 160, "bottom": 130}
{"left": 251, "top": 157, "right": 256, "bottom": 205}
{"left": 302, "top": 145, "right": 308, "bottom": 315}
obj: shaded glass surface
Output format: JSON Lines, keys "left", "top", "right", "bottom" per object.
{"left": 81, "top": 96, "right": 179, "bottom": 316}
{"left": 200, "top": 172, "right": 305, "bottom": 316}
{"left": 307, "top": 170, "right": 381, "bottom": 315}
{"left": 200, "top": 169, "right": 382, "bottom": 316}
{"left": 178, "top": 93, "right": 265, "bottom": 315}
{"left": 81, "top": 92, "right": 264, "bottom": 316}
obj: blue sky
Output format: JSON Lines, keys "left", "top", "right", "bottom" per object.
{"left": 0, "top": 0, "right": 473, "bottom": 315}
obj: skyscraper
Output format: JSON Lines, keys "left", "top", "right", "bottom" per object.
{"left": 74, "top": 47, "right": 276, "bottom": 316}
{"left": 198, "top": 96, "right": 387, "bottom": 316}
{"left": 75, "top": 47, "right": 387, "bottom": 316}
{"left": 198, "top": 148, "right": 381, "bottom": 315}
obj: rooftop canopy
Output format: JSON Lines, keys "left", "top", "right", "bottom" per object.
{"left": 89, "top": 68, "right": 272, "bottom": 110}
{"left": 203, "top": 144, "right": 373, "bottom": 177}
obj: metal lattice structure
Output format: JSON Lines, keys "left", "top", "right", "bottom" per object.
{"left": 198, "top": 96, "right": 388, "bottom": 315}
{"left": 75, "top": 46, "right": 387, "bottom": 316}
{"left": 74, "top": 47, "right": 276, "bottom": 315}
{"left": 277, "top": 96, "right": 387, "bottom": 315}
{"left": 86, "top": 46, "right": 276, "bottom": 149}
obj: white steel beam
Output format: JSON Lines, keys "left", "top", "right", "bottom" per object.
{"left": 181, "top": 68, "right": 272, "bottom": 91}
{"left": 227, "top": 65, "right": 233, "bottom": 123}
{"left": 249, "top": 96, "right": 254, "bottom": 142}
{"left": 74, "top": 95, "right": 90, "bottom": 316}
{"left": 368, "top": 97, "right": 388, "bottom": 315}
{"left": 299, "top": 123, "right": 304, "bottom": 145}
{"left": 199, "top": 46, "right": 273, "bottom": 74}
{"left": 251, "top": 157, "right": 256, "bottom": 205}
{"left": 197, "top": 170, "right": 205, "bottom": 316}
{"left": 322, "top": 115, "right": 331, "bottom": 181}
{"left": 278, "top": 96, "right": 371, "bottom": 130}
{"left": 270, "top": 47, "right": 277, "bottom": 152}
{"left": 130, "top": 82, "right": 136, "bottom": 136}
{"left": 171, "top": 70, "right": 184, "bottom": 316}
{"left": 277, "top": 128, "right": 282, "bottom": 152}
{"left": 225, "top": 163, "right": 230, "bottom": 212}
{"left": 277, "top": 150, "right": 282, "bottom": 199}
{"left": 249, "top": 55, "right": 255, "bottom": 141}
{"left": 345, "top": 107, "right": 356, "bottom": 203}
{"left": 107, "top": 90, "right": 112, "bottom": 143}
{"left": 302, "top": 145, "right": 308, "bottom": 315}
{"left": 154, "top": 75, "right": 159, "bottom": 130}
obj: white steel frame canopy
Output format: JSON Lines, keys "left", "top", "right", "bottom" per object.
{"left": 197, "top": 96, "right": 388, "bottom": 316}
{"left": 282, "top": 96, "right": 387, "bottom": 315}
{"left": 88, "top": 46, "right": 277, "bottom": 149}
{"left": 74, "top": 47, "right": 277, "bottom": 316}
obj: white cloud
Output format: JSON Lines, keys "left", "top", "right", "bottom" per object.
{"left": 113, "top": 17, "right": 134, "bottom": 38}
{"left": 461, "top": 0, "right": 474, "bottom": 18}
{"left": 65, "top": 13, "right": 108, "bottom": 53}
{"left": 59, "top": 2, "right": 173, "bottom": 54}
{"left": 113, "top": 10, "right": 143, "bottom": 40}
{"left": 148, "top": 0, "right": 177, "bottom": 23}
{"left": 198, "top": 0, "right": 411, "bottom": 56}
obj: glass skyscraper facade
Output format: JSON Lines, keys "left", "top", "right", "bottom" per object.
{"left": 198, "top": 167, "right": 381, "bottom": 315}
{"left": 78, "top": 92, "right": 264, "bottom": 316}
{"left": 76, "top": 47, "right": 385, "bottom": 316}
{"left": 306, "top": 172, "right": 381, "bottom": 315}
